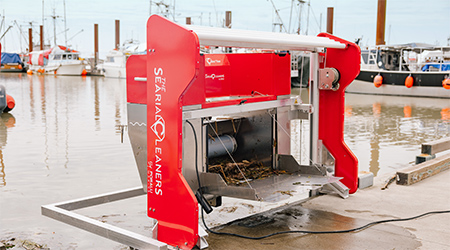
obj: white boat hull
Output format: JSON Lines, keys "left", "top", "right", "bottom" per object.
{"left": 99, "top": 64, "right": 126, "bottom": 78}
{"left": 30, "top": 62, "right": 85, "bottom": 76}
{"left": 347, "top": 79, "right": 450, "bottom": 99}
{"left": 49, "top": 63, "right": 85, "bottom": 76}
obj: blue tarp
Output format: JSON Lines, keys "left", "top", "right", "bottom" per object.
{"left": 1, "top": 53, "right": 22, "bottom": 64}
{"left": 421, "top": 63, "right": 450, "bottom": 72}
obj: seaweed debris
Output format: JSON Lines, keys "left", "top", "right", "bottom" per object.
{"left": 208, "top": 160, "right": 288, "bottom": 185}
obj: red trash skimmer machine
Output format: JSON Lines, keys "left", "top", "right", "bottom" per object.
{"left": 42, "top": 15, "right": 361, "bottom": 250}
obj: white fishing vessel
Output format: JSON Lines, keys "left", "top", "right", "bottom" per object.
{"left": 97, "top": 42, "right": 145, "bottom": 78}
{"left": 28, "top": 45, "right": 86, "bottom": 76}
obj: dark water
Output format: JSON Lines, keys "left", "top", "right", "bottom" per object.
{"left": 0, "top": 73, "right": 448, "bottom": 248}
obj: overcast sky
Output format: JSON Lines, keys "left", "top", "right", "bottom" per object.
{"left": 1, "top": 0, "right": 449, "bottom": 57}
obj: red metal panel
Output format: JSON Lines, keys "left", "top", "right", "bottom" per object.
{"left": 181, "top": 55, "right": 206, "bottom": 106}
{"left": 271, "top": 54, "right": 291, "bottom": 96}
{"left": 317, "top": 33, "right": 361, "bottom": 194}
{"left": 146, "top": 15, "right": 200, "bottom": 249}
{"left": 226, "top": 53, "right": 290, "bottom": 96}
{"left": 126, "top": 55, "right": 147, "bottom": 104}
{"left": 204, "top": 54, "right": 231, "bottom": 97}
{"left": 203, "top": 53, "right": 290, "bottom": 99}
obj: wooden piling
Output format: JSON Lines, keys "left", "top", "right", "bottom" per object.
{"left": 326, "top": 7, "right": 334, "bottom": 34}
{"left": 115, "top": 20, "right": 120, "bottom": 50}
{"left": 28, "top": 28, "right": 33, "bottom": 52}
{"left": 40, "top": 25, "right": 44, "bottom": 50}
{"left": 225, "top": 11, "right": 232, "bottom": 28}
{"left": 376, "top": 0, "right": 387, "bottom": 45}
{"left": 94, "top": 23, "right": 98, "bottom": 65}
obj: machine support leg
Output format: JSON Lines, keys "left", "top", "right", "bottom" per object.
{"left": 309, "top": 52, "right": 320, "bottom": 164}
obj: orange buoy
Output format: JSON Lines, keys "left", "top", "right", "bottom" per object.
{"left": 27, "top": 69, "right": 33, "bottom": 75}
{"left": 443, "top": 78, "right": 450, "bottom": 90}
{"left": 374, "top": 74, "right": 383, "bottom": 88}
{"left": 405, "top": 75, "right": 414, "bottom": 88}
{"left": 81, "top": 69, "right": 87, "bottom": 76}
{"left": 4, "top": 94, "right": 15, "bottom": 112}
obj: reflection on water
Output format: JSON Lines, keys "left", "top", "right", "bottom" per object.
{"left": 290, "top": 89, "right": 449, "bottom": 177}
{"left": 0, "top": 113, "right": 16, "bottom": 186}
{"left": 344, "top": 94, "right": 450, "bottom": 176}
{"left": 0, "top": 73, "right": 141, "bottom": 248}
{"left": 0, "top": 73, "right": 129, "bottom": 186}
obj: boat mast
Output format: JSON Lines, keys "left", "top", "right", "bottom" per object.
{"left": 50, "top": 8, "right": 61, "bottom": 47}
{"left": 269, "top": 0, "right": 287, "bottom": 33}
{"left": 305, "top": 0, "right": 310, "bottom": 35}
{"left": 42, "top": 0, "right": 44, "bottom": 28}
{"left": 41, "top": 0, "right": 44, "bottom": 50}
{"left": 173, "top": 0, "right": 176, "bottom": 21}
{"left": 64, "top": 0, "right": 67, "bottom": 46}
{"left": 288, "top": 0, "right": 294, "bottom": 33}
{"left": 52, "top": 9, "right": 56, "bottom": 46}
{"left": 297, "top": 0, "right": 306, "bottom": 35}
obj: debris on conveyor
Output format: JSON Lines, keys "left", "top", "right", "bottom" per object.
{"left": 208, "top": 160, "right": 288, "bottom": 185}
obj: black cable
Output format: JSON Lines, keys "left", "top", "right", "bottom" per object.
{"left": 201, "top": 209, "right": 450, "bottom": 239}
{"left": 186, "top": 120, "right": 213, "bottom": 213}
{"left": 187, "top": 117, "right": 450, "bottom": 239}
{"left": 185, "top": 120, "right": 202, "bottom": 194}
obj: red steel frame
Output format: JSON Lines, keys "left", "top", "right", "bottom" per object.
{"left": 125, "top": 15, "right": 360, "bottom": 249}
{"left": 317, "top": 33, "right": 360, "bottom": 194}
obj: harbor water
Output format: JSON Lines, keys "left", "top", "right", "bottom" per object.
{"left": 0, "top": 73, "right": 449, "bottom": 248}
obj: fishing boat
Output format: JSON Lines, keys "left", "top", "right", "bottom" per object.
{"left": 27, "top": 45, "right": 86, "bottom": 76}
{"left": 1, "top": 52, "right": 26, "bottom": 72}
{"left": 346, "top": 44, "right": 450, "bottom": 99}
{"left": 97, "top": 42, "right": 145, "bottom": 78}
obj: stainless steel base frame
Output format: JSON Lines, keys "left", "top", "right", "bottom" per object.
{"left": 41, "top": 187, "right": 168, "bottom": 250}
{"left": 326, "top": 181, "right": 349, "bottom": 199}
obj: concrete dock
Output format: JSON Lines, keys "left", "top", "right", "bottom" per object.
{"left": 204, "top": 170, "right": 450, "bottom": 250}
{"left": 1, "top": 166, "right": 449, "bottom": 249}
